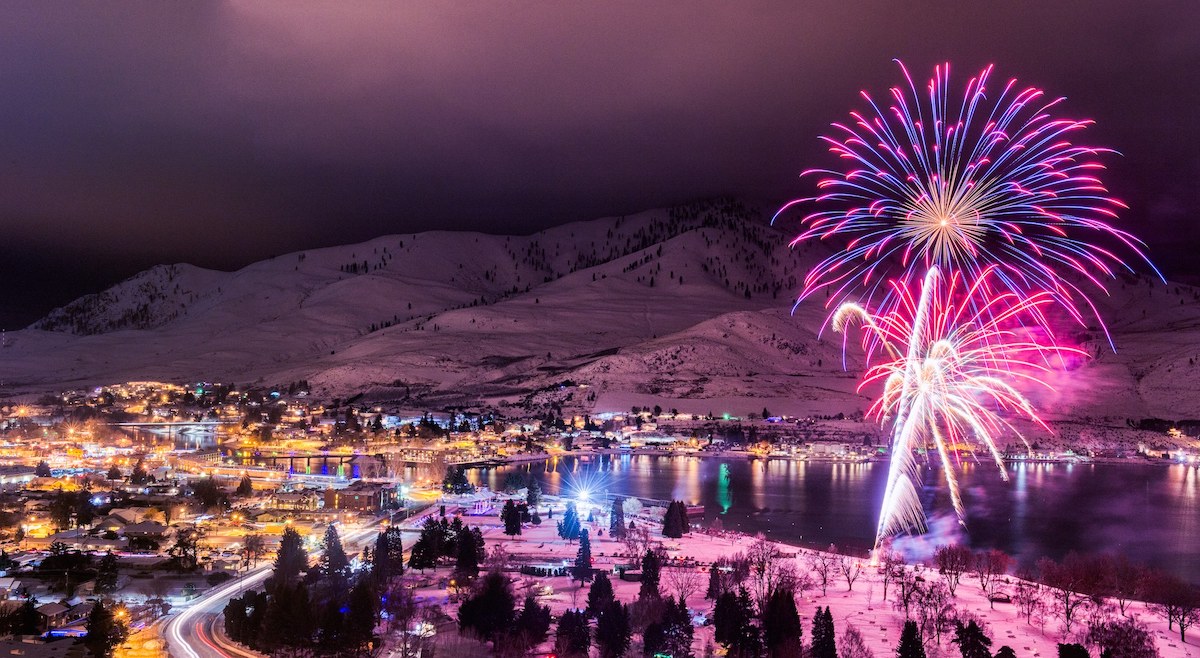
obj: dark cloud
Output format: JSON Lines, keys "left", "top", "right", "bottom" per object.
{"left": 0, "top": 2, "right": 1196, "bottom": 327}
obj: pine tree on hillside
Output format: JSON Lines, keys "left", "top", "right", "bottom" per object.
{"left": 502, "top": 499, "right": 522, "bottom": 536}
{"left": 458, "top": 570, "right": 517, "bottom": 644}
{"left": 515, "top": 594, "right": 552, "bottom": 646}
{"left": 643, "top": 596, "right": 695, "bottom": 658}
{"left": 555, "top": 610, "right": 591, "bottom": 658}
{"left": 318, "top": 524, "right": 350, "bottom": 581}
{"left": 573, "top": 529, "right": 593, "bottom": 583}
{"left": 898, "top": 620, "right": 927, "bottom": 658}
{"left": 95, "top": 551, "right": 119, "bottom": 593}
{"left": 662, "top": 501, "right": 684, "bottom": 538}
{"left": 526, "top": 479, "right": 542, "bottom": 509}
{"left": 952, "top": 621, "right": 992, "bottom": 658}
{"left": 83, "top": 599, "right": 128, "bottom": 658}
{"left": 609, "top": 497, "right": 627, "bottom": 539}
{"left": 639, "top": 549, "right": 662, "bottom": 601}
{"left": 595, "top": 600, "right": 632, "bottom": 658}
{"left": 557, "top": 502, "right": 581, "bottom": 541}
{"left": 272, "top": 527, "right": 308, "bottom": 588}
{"left": 455, "top": 524, "right": 481, "bottom": 580}
{"left": 763, "top": 587, "right": 802, "bottom": 658}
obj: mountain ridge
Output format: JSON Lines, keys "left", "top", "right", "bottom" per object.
{"left": 4, "top": 198, "right": 1200, "bottom": 424}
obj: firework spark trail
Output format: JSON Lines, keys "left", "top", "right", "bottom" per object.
{"left": 835, "top": 266, "right": 1084, "bottom": 540}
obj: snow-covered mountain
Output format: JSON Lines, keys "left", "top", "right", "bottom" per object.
{"left": 3, "top": 198, "right": 1199, "bottom": 422}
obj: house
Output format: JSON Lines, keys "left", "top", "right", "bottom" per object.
{"left": 121, "top": 521, "right": 170, "bottom": 541}
{"left": 34, "top": 603, "right": 69, "bottom": 632}
{"left": 270, "top": 491, "right": 319, "bottom": 511}
{"left": 323, "top": 481, "right": 396, "bottom": 514}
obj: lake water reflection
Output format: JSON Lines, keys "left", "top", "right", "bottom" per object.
{"left": 475, "top": 454, "right": 1200, "bottom": 582}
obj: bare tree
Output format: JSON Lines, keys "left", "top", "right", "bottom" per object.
{"left": 1103, "top": 554, "right": 1147, "bottom": 617}
{"left": 623, "top": 524, "right": 653, "bottom": 558}
{"left": 1146, "top": 571, "right": 1200, "bottom": 643}
{"left": 808, "top": 545, "right": 839, "bottom": 597}
{"left": 838, "top": 554, "right": 862, "bottom": 592}
{"left": 878, "top": 549, "right": 905, "bottom": 602}
{"left": 665, "top": 566, "right": 704, "bottom": 607}
{"left": 893, "top": 567, "right": 921, "bottom": 619}
{"left": 972, "top": 549, "right": 1011, "bottom": 608}
{"left": 1013, "top": 579, "right": 1044, "bottom": 625}
{"left": 485, "top": 543, "right": 510, "bottom": 571}
{"left": 915, "top": 581, "right": 955, "bottom": 646}
{"left": 747, "top": 535, "right": 783, "bottom": 607}
{"left": 840, "top": 624, "right": 875, "bottom": 658}
{"left": 1038, "top": 554, "right": 1101, "bottom": 637}
{"left": 933, "top": 544, "right": 973, "bottom": 598}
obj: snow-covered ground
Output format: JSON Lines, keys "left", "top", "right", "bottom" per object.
{"left": 423, "top": 494, "right": 1200, "bottom": 657}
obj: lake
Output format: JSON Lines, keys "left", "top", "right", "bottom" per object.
{"left": 470, "top": 454, "right": 1200, "bottom": 582}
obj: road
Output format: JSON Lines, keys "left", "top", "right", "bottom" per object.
{"left": 162, "top": 522, "right": 395, "bottom": 658}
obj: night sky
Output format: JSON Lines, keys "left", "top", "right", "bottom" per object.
{"left": 0, "top": 3, "right": 1196, "bottom": 328}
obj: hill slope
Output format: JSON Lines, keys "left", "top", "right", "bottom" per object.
{"left": 3, "top": 199, "right": 1199, "bottom": 422}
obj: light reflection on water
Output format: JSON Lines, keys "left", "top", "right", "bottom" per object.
{"left": 475, "top": 454, "right": 1200, "bottom": 582}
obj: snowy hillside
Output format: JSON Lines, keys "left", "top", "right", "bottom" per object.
{"left": 3, "top": 198, "right": 1200, "bottom": 423}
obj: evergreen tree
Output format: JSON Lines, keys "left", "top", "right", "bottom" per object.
{"left": 35, "top": 461, "right": 51, "bottom": 477}
{"left": 316, "top": 598, "right": 344, "bottom": 649}
{"left": 515, "top": 594, "right": 552, "bottom": 645}
{"left": 595, "top": 600, "right": 632, "bottom": 658}
{"left": 557, "top": 502, "right": 581, "bottom": 541}
{"left": 345, "top": 579, "right": 379, "bottom": 652}
{"left": 714, "top": 588, "right": 761, "bottom": 658}
{"left": 106, "top": 465, "right": 122, "bottom": 481}
{"left": 898, "top": 620, "right": 927, "bottom": 658}
{"left": 643, "top": 596, "right": 694, "bottom": 658}
{"left": 458, "top": 570, "right": 517, "bottom": 644}
{"left": 763, "top": 587, "right": 802, "bottom": 658}
{"left": 953, "top": 621, "right": 993, "bottom": 658}
{"left": 287, "top": 583, "right": 316, "bottom": 647}
{"left": 502, "top": 500, "right": 523, "bottom": 536}
{"left": 555, "top": 610, "right": 591, "bottom": 658}
{"left": 1057, "top": 644, "right": 1089, "bottom": 658}
{"left": 95, "top": 551, "right": 119, "bottom": 593}
{"left": 12, "top": 600, "right": 38, "bottom": 636}
{"left": 318, "top": 524, "right": 350, "bottom": 581}
{"left": 371, "top": 529, "right": 392, "bottom": 584}
{"left": 272, "top": 527, "right": 308, "bottom": 588}
{"left": 526, "top": 479, "right": 542, "bottom": 509}
{"left": 83, "top": 599, "right": 128, "bottom": 658}
{"left": 236, "top": 475, "right": 254, "bottom": 496}
{"left": 610, "top": 497, "right": 627, "bottom": 539}
{"left": 130, "top": 459, "right": 148, "bottom": 485}
{"left": 408, "top": 517, "right": 443, "bottom": 570}
{"left": 572, "top": 528, "right": 594, "bottom": 583}
{"left": 662, "top": 501, "right": 690, "bottom": 538}
{"left": 455, "top": 524, "right": 481, "bottom": 580}
{"left": 994, "top": 647, "right": 1017, "bottom": 658}
{"left": 707, "top": 564, "right": 724, "bottom": 599}
{"left": 587, "top": 572, "right": 616, "bottom": 617}
{"left": 442, "top": 465, "right": 474, "bottom": 494}
{"left": 639, "top": 550, "right": 662, "bottom": 601}
{"left": 811, "top": 606, "right": 837, "bottom": 658}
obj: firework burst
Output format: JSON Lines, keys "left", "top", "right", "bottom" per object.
{"left": 776, "top": 61, "right": 1160, "bottom": 340}
{"left": 835, "top": 266, "right": 1082, "bottom": 538}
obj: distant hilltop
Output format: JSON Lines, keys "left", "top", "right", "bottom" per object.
{"left": 2, "top": 197, "right": 1198, "bottom": 424}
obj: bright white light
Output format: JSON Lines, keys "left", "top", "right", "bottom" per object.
{"left": 577, "top": 490, "right": 590, "bottom": 502}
